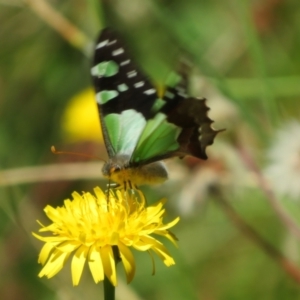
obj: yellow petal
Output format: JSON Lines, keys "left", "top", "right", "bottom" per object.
{"left": 134, "top": 235, "right": 157, "bottom": 251}
{"left": 43, "top": 205, "right": 59, "bottom": 217}
{"left": 37, "top": 241, "right": 59, "bottom": 265}
{"left": 118, "top": 243, "right": 136, "bottom": 283}
{"left": 94, "top": 186, "right": 106, "bottom": 201}
{"left": 88, "top": 244, "right": 104, "bottom": 283}
{"left": 71, "top": 245, "right": 89, "bottom": 286}
{"left": 155, "top": 231, "right": 178, "bottom": 247}
{"left": 33, "top": 235, "right": 68, "bottom": 242}
{"left": 151, "top": 242, "right": 175, "bottom": 266}
{"left": 158, "top": 216, "right": 180, "bottom": 230}
{"left": 132, "top": 239, "right": 152, "bottom": 251}
{"left": 57, "top": 240, "right": 81, "bottom": 252}
{"left": 110, "top": 232, "right": 120, "bottom": 245}
{"left": 100, "top": 246, "right": 117, "bottom": 286}
{"left": 39, "top": 250, "right": 70, "bottom": 278}
{"left": 145, "top": 206, "right": 164, "bottom": 221}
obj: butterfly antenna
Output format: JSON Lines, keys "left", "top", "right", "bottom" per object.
{"left": 51, "top": 146, "right": 106, "bottom": 163}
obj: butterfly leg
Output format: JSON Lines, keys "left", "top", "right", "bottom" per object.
{"left": 128, "top": 180, "right": 134, "bottom": 190}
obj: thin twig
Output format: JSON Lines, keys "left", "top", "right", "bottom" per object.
{"left": 23, "top": 0, "right": 92, "bottom": 56}
{"left": 213, "top": 189, "right": 300, "bottom": 284}
{"left": 0, "top": 162, "right": 103, "bottom": 186}
{"left": 238, "top": 145, "right": 300, "bottom": 240}
{"left": 0, "top": 0, "right": 22, "bottom": 6}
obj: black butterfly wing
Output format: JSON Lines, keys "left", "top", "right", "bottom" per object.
{"left": 159, "top": 61, "right": 221, "bottom": 160}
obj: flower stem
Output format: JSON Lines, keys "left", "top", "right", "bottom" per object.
{"left": 104, "top": 276, "right": 115, "bottom": 300}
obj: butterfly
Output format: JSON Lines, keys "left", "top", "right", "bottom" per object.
{"left": 91, "top": 28, "right": 221, "bottom": 188}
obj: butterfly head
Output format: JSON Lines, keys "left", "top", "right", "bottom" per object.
{"left": 102, "top": 154, "right": 131, "bottom": 184}
{"left": 102, "top": 154, "right": 129, "bottom": 174}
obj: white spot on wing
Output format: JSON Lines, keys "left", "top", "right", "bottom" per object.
{"left": 118, "top": 83, "right": 129, "bottom": 92}
{"left": 96, "top": 40, "right": 108, "bottom": 49}
{"left": 112, "top": 48, "right": 124, "bottom": 56}
{"left": 175, "top": 86, "right": 187, "bottom": 98}
{"left": 144, "top": 88, "right": 156, "bottom": 95}
{"left": 134, "top": 81, "right": 145, "bottom": 88}
{"left": 107, "top": 39, "right": 117, "bottom": 46}
{"left": 165, "top": 91, "right": 175, "bottom": 99}
{"left": 178, "top": 92, "right": 187, "bottom": 98}
{"left": 176, "top": 86, "right": 185, "bottom": 93}
{"left": 120, "top": 60, "right": 130, "bottom": 66}
{"left": 127, "top": 70, "right": 137, "bottom": 78}
{"left": 96, "top": 90, "right": 119, "bottom": 104}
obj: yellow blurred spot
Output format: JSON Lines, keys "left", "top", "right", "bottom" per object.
{"left": 61, "top": 88, "right": 103, "bottom": 142}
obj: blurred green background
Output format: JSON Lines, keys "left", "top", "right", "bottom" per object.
{"left": 1, "top": 0, "right": 300, "bottom": 299}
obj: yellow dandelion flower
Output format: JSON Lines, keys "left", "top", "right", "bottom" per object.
{"left": 33, "top": 187, "right": 179, "bottom": 286}
{"left": 61, "top": 88, "right": 103, "bottom": 142}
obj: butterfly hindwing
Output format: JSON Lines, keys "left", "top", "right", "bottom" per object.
{"left": 129, "top": 63, "right": 191, "bottom": 164}
{"left": 158, "top": 61, "right": 220, "bottom": 160}
{"left": 130, "top": 112, "right": 182, "bottom": 164}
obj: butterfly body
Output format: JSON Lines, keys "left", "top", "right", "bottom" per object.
{"left": 102, "top": 154, "right": 168, "bottom": 187}
{"left": 92, "top": 28, "right": 221, "bottom": 187}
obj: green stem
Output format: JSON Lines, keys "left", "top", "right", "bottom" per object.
{"left": 104, "top": 276, "right": 115, "bottom": 300}
{"left": 103, "top": 246, "right": 120, "bottom": 300}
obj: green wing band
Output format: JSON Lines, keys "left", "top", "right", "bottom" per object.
{"left": 96, "top": 90, "right": 119, "bottom": 104}
{"left": 132, "top": 113, "right": 182, "bottom": 162}
{"left": 91, "top": 60, "right": 119, "bottom": 77}
{"left": 151, "top": 98, "right": 166, "bottom": 114}
{"left": 104, "top": 110, "right": 146, "bottom": 155}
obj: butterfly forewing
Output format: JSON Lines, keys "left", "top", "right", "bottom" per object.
{"left": 92, "top": 28, "right": 157, "bottom": 118}
{"left": 92, "top": 29, "right": 159, "bottom": 157}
